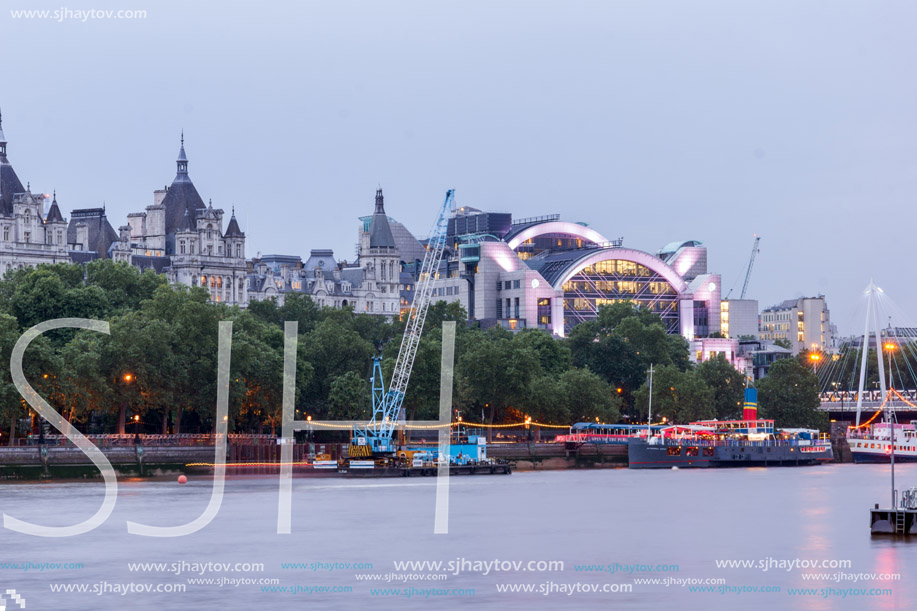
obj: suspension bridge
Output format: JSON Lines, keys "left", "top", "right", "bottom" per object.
{"left": 815, "top": 281, "right": 917, "bottom": 423}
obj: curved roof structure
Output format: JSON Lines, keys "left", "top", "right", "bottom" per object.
{"left": 658, "top": 240, "right": 703, "bottom": 258}
{"left": 505, "top": 220, "right": 609, "bottom": 251}
{"left": 526, "top": 247, "right": 689, "bottom": 294}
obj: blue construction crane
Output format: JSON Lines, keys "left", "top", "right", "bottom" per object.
{"left": 351, "top": 189, "right": 455, "bottom": 455}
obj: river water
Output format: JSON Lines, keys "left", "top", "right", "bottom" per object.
{"left": 1, "top": 464, "right": 913, "bottom": 610}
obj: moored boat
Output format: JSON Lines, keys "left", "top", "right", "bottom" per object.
{"left": 849, "top": 422, "right": 917, "bottom": 464}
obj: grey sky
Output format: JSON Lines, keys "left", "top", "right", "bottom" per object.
{"left": 4, "top": 0, "right": 915, "bottom": 334}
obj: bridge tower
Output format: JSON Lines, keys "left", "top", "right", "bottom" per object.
{"left": 855, "top": 280, "right": 889, "bottom": 426}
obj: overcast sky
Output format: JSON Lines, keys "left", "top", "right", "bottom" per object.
{"left": 4, "top": 0, "right": 915, "bottom": 334}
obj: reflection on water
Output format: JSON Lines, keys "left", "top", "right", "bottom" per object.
{"left": 0, "top": 464, "right": 913, "bottom": 610}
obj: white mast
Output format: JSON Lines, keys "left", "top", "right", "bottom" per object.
{"left": 647, "top": 364, "right": 655, "bottom": 440}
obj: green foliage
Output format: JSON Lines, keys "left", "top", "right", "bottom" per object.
{"left": 0, "top": 264, "right": 716, "bottom": 438}
{"left": 633, "top": 365, "right": 715, "bottom": 423}
{"left": 558, "top": 368, "right": 621, "bottom": 423}
{"left": 328, "top": 371, "right": 369, "bottom": 420}
{"left": 758, "top": 358, "right": 828, "bottom": 430}
{"left": 566, "top": 303, "right": 692, "bottom": 417}
{"left": 696, "top": 354, "right": 745, "bottom": 420}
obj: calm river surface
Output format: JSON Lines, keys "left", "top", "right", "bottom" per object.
{"left": 1, "top": 464, "right": 913, "bottom": 610}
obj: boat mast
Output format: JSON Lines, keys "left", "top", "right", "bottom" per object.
{"left": 647, "top": 363, "right": 654, "bottom": 440}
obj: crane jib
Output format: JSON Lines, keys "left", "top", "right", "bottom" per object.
{"left": 352, "top": 190, "right": 455, "bottom": 455}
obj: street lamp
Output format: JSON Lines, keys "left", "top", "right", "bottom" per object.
{"left": 884, "top": 343, "right": 897, "bottom": 390}
{"left": 133, "top": 414, "right": 140, "bottom": 444}
{"left": 809, "top": 352, "right": 821, "bottom": 374}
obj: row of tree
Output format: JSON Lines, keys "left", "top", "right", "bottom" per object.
{"left": 0, "top": 262, "right": 827, "bottom": 442}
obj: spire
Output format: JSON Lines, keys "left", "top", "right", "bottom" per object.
{"left": 225, "top": 207, "right": 244, "bottom": 238}
{"left": 45, "top": 189, "right": 64, "bottom": 223}
{"left": 368, "top": 188, "right": 395, "bottom": 249}
{"left": 374, "top": 187, "right": 385, "bottom": 214}
{"left": 176, "top": 131, "right": 189, "bottom": 178}
{"left": 0, "top": 107, "right": 6, "bottom": 160}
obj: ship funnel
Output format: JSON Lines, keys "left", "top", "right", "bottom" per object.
{"left": 743, "top": 388, "right": 758, "bottom": 420}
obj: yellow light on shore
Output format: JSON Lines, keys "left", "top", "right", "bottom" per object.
{"left": 123, "top": 373, "right": 134, "bottom": 382}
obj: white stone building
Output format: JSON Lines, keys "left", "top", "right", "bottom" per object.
{"left": 0, "top": 111, "right": 72, "bottom": 272}
{"left": 248, "top": 189, "right": 404, "bottom": 316}
{"left": 116, "top": 135, "right": 248, "bottom": 304}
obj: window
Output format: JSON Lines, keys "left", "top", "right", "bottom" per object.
{"left": 496, "top": 281, "right": 502, "bottom": 292}
{"left": 513, "top": 280, "right": 521, "bottom": 289}
{"left": 537, "top": 298, "right": 551, "bottom": 325}
{"left": 506, "top": 298, "right": 511, "bottom": 316}
{"left": 23, "top": 231, "right": 30, "bottom": 243}
{"left": 2, "top": 227, "right": 7, "bottom": 241}
{"left": 57, "top": 230, "right": 62, "bottom": 244}
{"left": 504, "top": 281, "right": 511, "bottom": 290}
{"left": 180, "top": 241, "right": 186, "bottom": 254}
{"left": 514, "top": 297, "right": 520, "bottom": 318}
{"left": 235, "top": 244, "right": 241, "bottom": 258}
{"left": 496, "top": 298, "right": 502, "bottom": 318}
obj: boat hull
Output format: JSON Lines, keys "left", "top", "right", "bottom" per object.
{"left": 628, "top": 439, "right": 833, "bottom": 469}
{"left": 852, "top": 451, "right": 917, "bottom": 464}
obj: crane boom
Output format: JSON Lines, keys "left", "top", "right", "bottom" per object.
{"left": 739, "top": 235, "right": 760, "bottom": 299}
{"left": 353, "top": 189, "right": 455, "bottom": 454}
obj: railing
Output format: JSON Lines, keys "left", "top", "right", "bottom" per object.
{"left": 511, "top": 214, "right": 560, "bottom": 226}
{"left": 22, "top": 434, "right": 276, "bottom": 448}
{"left": 647, "top": 438, "right": 831, "bottom": 448}
{"left": 819, "top": 389, "right": 917, "bottom": 411}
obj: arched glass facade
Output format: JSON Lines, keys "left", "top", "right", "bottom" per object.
{"left": 561, "top": 259, "right": 680, "bottom": 333}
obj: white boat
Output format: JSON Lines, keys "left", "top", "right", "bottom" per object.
{"left": 849, "top": 422, "right": 917, "bottom": 463}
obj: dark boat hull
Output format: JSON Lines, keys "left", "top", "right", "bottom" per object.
{"left": 852, "top": 451, "right": 917, "bottom": 464}
{"left": 628, "top": 439, "right": 833, "bottom": 469}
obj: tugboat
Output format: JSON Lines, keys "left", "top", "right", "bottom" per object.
{"left": 628, "top": 388, "right": 833, "bottom": 469}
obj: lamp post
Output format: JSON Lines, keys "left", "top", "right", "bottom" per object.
{"left": 133, "top": 414, "right": 141, "bottom": 445}
{"left": 884, "top": 343, "right": 896, "bottom": 391}
{"left": 809, "top": 352, "right": 821, "bottom": 374}
{"left": 122, "top": 373, "right": 134, "bottom": 436}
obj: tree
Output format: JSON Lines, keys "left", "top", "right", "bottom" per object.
{"left": 633, "top": 365, "right": 714, "bottom": 423}
{"left": 328, "top": 371, "right": 369, "bottom": 420}
{"left": 526, "top": 376, "right": 568, "bottom": 424}
{"left": 514, "top": 329, "right": 571, "bottom": 377}
{"left": 696, "top": 354, "right": 745, "bottom": 420}
{"left": 559, "top": 368, "right": 621, "bottom": 423}
{"left": 774, "top": 338, "right": 793, "bottom": 350}
{"left": 456, "top": 329, "right": 540, "bottom": 438}
{"left": 758, "top": 358, "right": 828, "bottom": 430}
{"left": 302, "top": 318, "right": 374, "bottom": 411}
